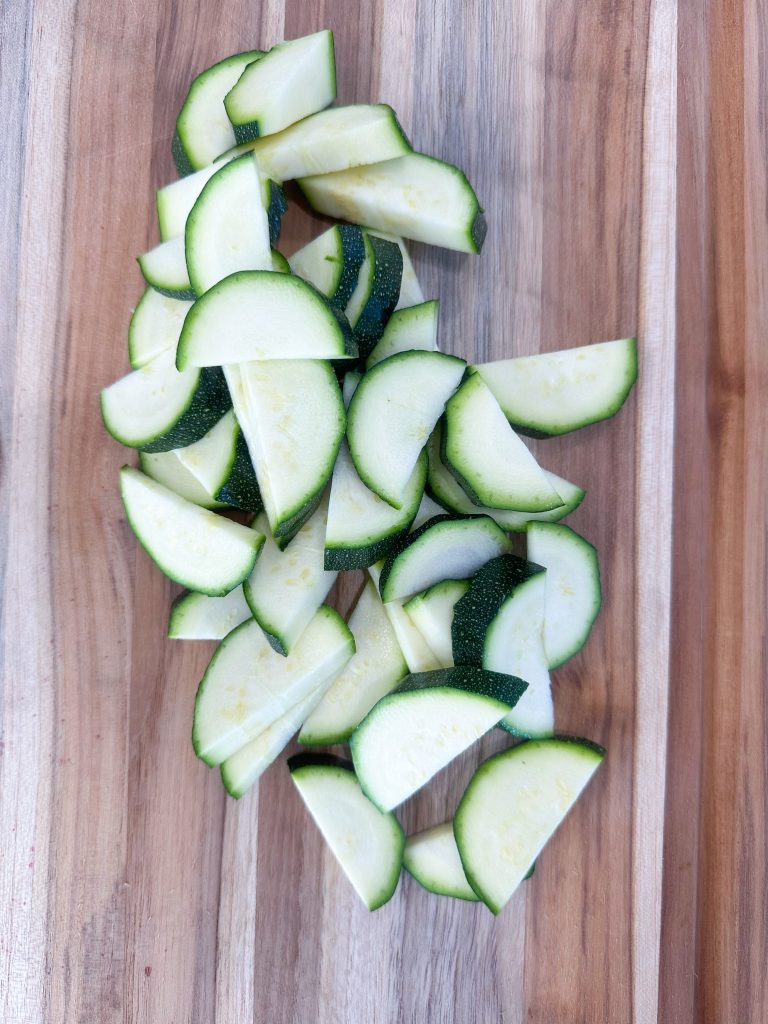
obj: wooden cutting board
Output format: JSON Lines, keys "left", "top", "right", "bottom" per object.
{"left": 2, "top": 1, "right": 765, "bottom": 1021}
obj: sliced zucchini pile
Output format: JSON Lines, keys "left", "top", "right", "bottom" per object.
{"left": 103, "top": 29, "right": 636, "bottom": 914}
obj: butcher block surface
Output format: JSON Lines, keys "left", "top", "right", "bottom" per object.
{"left": 1, "top": 1, "right": 765, "bottom": 1021}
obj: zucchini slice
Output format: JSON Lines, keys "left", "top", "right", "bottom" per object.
{"left": 345, "top": 233, "right": 403, "bottom": 359}
{"left": 101, "top": 348, "right": 231, "bottom": 453}
{"left": 173, "top": 50, "right": 263, "bottom": 175}
{"left": 370, "top": 232, "right": 424, "bottom": 309}
{"left": 347, "top": 350, "right": 466, "bottom": 508}
{"left": 175, "top": 409, "right": 262, "bottom": 512}
{"left": 251, "top": 103, "right": 410, "bottom": 182}
{"left": 299, "top": 579, "right": 408, "bottom": 746}
{"left": 403, "top": 822, "right": 479, "bottom": 902}
{"left": 193, "top": 607, "right": 354, "bottom": 765}
{"left": 228, "top": 360, "right": 345, "bottom": 541}
{"left": 379, "top": 514, "right": 512, "bottom": 603}
{"left": 137, "top": 236, "right": 195, "bottom": 300}
{"left": 168, "top": 585, "right": 252, "bottom": 640}
{"left": 288, "top": 224, "right": 366, "bottom": 309}
{"left": 426, "top": 425, "right": 585, "bottom": 530}
{"left": 299, "top": 152, "right": 486, "bottom": 254}
{"left": 243, "top": 505, "right": 337, "bottom": 656}
{"left": 526, "top": 523, "right": 602, "bottom": 668}
{"left": 472, "top": 338, "right": 638, "bottom": 437}
{"left": 325, "top": 446, "right": 426, "bottom": 571}
{"left": 139, "top": 450, "right": 228, "bottom": 509}
{"left": 128, "top": 288, "right": 192, "bottom": 370}
{"left": 443, "top": 374, "right": 563, "bottom": 512}
{"left": 288, "top": 754, "right": 404, "bottom": 910}
{"left": 220, "top": 683, "right": 331, "bottom": 798}
{"left": 403, "top": 578, "right": 470, "bottom": 669}
{"left": 185, "top": 152, "right": 272, "bottom": 295}
{"left": 454, "top": 738, "right": 604, "bottom": 913}
{"left": 452, "top": 555, "right": 554, "bottom": 739}
{"left": 350, "top": 668, "right": 527, "bottom": 811}
{"left": 120, "top": 466, "right": 263, "bottom": 596}
{"left": 368, "top": 562, "right": 442, "bottom": 674}
{"left": 224, "top": 31, "right": 336, "bottom": 143}
{"left": 176, "top": 271, "right": 356, "bottom": 369}
{"left": 366, "top": 299, "right": 439, "bottom": 369}
{"left": 263, "top": 179, "right": 288, "bottom": 244}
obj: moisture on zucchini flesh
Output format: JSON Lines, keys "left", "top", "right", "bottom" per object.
{"left": 176, "top": 271, "right": 356, "bottom": 368}
{"left": 193, "top": 607, "right": 354, "bottom": 765}
{"left": 443, "top": 373, "right": 564, "bottom": 512}
{"left": 452, "top": 554, "right": 554, "bottom": 739}
{"left": 454, "top": 738, "right": 604, "bottom": 913}
{"left": 378, "top": 514, "right": 512, "bottom": 603}
{"left": 119, "top": 466, "right": 264, "bottom": 596}
{"left": 471, "top": 337, "right": 638, "bottom": 437}
{"left": 346, "top": 350, "right": 466, "bottom": 509}
{"left": 526, "top": 522, "right": 602, "bottom": 668}
{"left": 251, "top": 103, "right": 411, "bottom": 182}
{"left": 173, "top": 50, "right": 263, "bottom": 174}
{"left": 288, "top": 754, "right": 404, "bottom": 910}
{"left": 299, "top": 152, "right": 486, "bottom": 254}
{"left": 224, "top": 31, "right": 336, "bottom": 143}
{"left": 350, "top": 668, "right": 528, "bottom": 811}
{"left": 426, "top": 425, "right": 585, "bottom": 530}
{"left": 299, "top": 579, "right": 408, "bottom": 745}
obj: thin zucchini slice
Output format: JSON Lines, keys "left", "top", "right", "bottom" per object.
{"left": 176, "top": 271, "right": 356, "bottom": 369}
{"left": 526, "top": 523, "right": 602, "bottom": 668}
{"left": 403, "top": 578, "right": 470, "bottom": 669}
{"left": 426, "top": 424, "right": 585, "bottom": 530}
{"left": 228, "top": 360, "right": 345, "bottom": 541}
{"left": 299, "top": 152, "right": 486, "bottom": 254}
{"left": 472, "top": 338, "right": 638, "bottom": 437}
{"left": 288, "top": 224, "right": 366, "bottom": 309}
{"left": 120, "top": 466, "right": 263, "bottom": 596}
{"left": 175, "top": 409, "right": 262, "bottom": 512}
{"left": 101, "top": 348, "right": 231, "bottom": 453}
{"left": 368, "top": 562, "right": 442, "bottom": 674}
{"left": 193, "top": 607, "right": 354, "bottom": 765}
{"left": 454, "top": 739, "right": 604, "bottom": 913}
{"left": 137, "top": 236, "right": 195, "bottom": 300}
{"left": 452, "top": 555, "right": 554, "bottom": 739}
{"left": 366, "top": 300, "right": 439, "bottom": 369}
{"left": 443, "top": 373, "right": 563, "bottom": 512}
{"left": 346, "top": 233, "right": 403, "bottom": 359}
{"left": 379, "top": 514, "right": 512, "bottom": 603}
{"left": 350, "top": 668, "right": 528, "bottom": 811}
{"left": 347, "top": 350, "right": 466, "bottom": 508}
{"left": 139, "top": 450, "right": 228, "bottom": 509}
{"left": 288, "top": 754, "right": 404, "bottom": 910}
{"left": 173, "top": 50, "right": 263, "bottom": 174}
{"left": 369, "top": 232, "right": 424, "bottom": 309}
{"left": 168, "top": 585, "right": 252, "bottom": 640}
{"left": 128, "top": 288, "right": 192, "bottom": 370}
{"left": 243, "top": 505, "right": 337, "bottom": 656}
{"left": 403, "top": 822, "right": 479, "bottom": 902}
{"left": 299, "top": 579, "right": 407, "bottom": 745}
{"left": 251, "top": 103, "right": 410, "bottom": 182}
{"left": 225, "top": 31, "right": 336, "bottom": 143}
{"left": 185, "top": 152, "right": 272, "bottom": 295}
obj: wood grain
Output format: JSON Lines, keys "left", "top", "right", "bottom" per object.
{"left": 0, "top": 1, "right": 765, "bottom": 1022}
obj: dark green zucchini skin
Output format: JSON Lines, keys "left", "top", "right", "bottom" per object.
{"left": 265, "top": 180, "right": 288, "bottom": 244}
{"left": 215, "top": 429, "right": 263, "bottom": 512}
{"left": 352, "top": 234, "right": 403, "bottom": 360}
{"left": 139, "top": 367, "right": 232, "bottom": 454}
{"left": 451, "top": 554, "right": 545, "bottom": 668}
